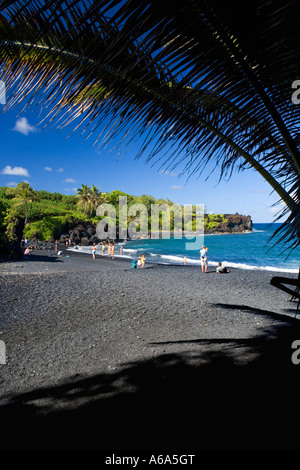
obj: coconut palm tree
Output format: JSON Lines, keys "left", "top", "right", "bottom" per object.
{"left": 89, "top": 184, "right": 105, "bottom": 216}
{"left": 76, "top": 184, "right": 91, "bottom": 215}
{"left": 1, "top": 0, "right": 300, "bottom": 252}
{"left": 12, "top": 182, "right": 35, "bottom": 224}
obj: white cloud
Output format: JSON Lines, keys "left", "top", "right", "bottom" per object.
{"left": 57, "top": 168, "right": 64, "bottom": 173}
{"left": 44, "top": 166, "right": 53, "bottom": 172}
{"left": 64, "top": 187, "right": 78, "bottom": 193}
{"left": 251, "top": 188, "right": 266, "bottom": 194}
{"left": 1, "top": 165, "right": 30, "bottom": 176}
{"left": 6, "top": 181, "right": 17, "bottom": 187}
{"left": 159, "top": 169, "right": 177, "bottom": 176}
{"left": 63, "top": 178, "right": 77, "bottom": 183}
{"left": 172, "top": 185, "right": 182, "bottom": 190}
{"left": 12, "top": 117, "right": 37, "bottom": 136}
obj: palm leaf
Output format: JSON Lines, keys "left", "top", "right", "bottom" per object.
{"left": 1, "top": 0, "right": 300, "bottom": 251}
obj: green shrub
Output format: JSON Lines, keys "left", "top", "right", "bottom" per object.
{"left": 0, "top": 199, "right": 10, "bottom": 249}
{"left": 23, "top": 216, "right": 67, "bottom": 241}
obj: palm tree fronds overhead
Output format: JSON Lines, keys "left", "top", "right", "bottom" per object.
{"left": 1, "top": 0, "right": 300, "bottom": 251}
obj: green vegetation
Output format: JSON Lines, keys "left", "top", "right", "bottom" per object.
{"left": 0, "top": 183, "right": 174, "bottom": 244}
{"left": 0, "top": 183, "right": 228, "bottom": 248}
{"left": 204, "top": 214, "right": 227, "bottom": 231}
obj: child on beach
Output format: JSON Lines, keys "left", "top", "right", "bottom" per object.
{"left": 92, "top": 243, "right": 97, "bottom": 259}
{"left": 102, "top": 243, "right": 106, "bottom": 256}
{"left": 141, "top": 254, "right": 146, "bottom": 268}
{"left": 111, "top": 244, "right": 115, "bottom": 259}
{"left": 24, "top": 247, "right": 32, "bottom": 256}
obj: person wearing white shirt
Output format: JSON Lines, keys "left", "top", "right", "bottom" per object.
{"left": 200, "top": 245, "right": 208, "bottom": 273}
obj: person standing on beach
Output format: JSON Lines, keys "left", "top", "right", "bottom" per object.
{"left": 141, "top": 254, "right": 146, "bottom": 268}
{"left": 111, "top": 243, "right": 115, "bottom": 259}
{"left": 92, "top": 242, "right": 97, "bottom": 259}
{"left": 200, "top": 245, "right": 208, "bottom": 273}
{"left": 102, "top": 242, "right": 106, "bottom": 256}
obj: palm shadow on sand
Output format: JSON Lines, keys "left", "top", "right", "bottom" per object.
{"left": 1, "top": 303, "right": 300, "bottom": 451}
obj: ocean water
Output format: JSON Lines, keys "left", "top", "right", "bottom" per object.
{"left": 69, "top": 223, "right": 300, "bottom": 273}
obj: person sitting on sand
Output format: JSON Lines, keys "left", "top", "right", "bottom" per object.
{"left": 216, "top": 262, "right": 230, "bottom": 274}
{"left": 24, "top": 247, "right": 32, "bottom": 256}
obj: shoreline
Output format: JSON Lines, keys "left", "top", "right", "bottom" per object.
{"left": 1, "top": 248, "right": 300, "bottom": 450}
{"left": 67, "top": 244, "right": 299, "bottom": 274}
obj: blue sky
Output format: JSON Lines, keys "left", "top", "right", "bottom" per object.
{"left": 0, "top": 103, "right": 282, "bottom": 223}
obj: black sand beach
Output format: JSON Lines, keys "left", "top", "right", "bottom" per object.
{"left": 1, "top": 247, "right": 300, "bottom": 451}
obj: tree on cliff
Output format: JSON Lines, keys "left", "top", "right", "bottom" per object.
{"left": 90, "top": 185, "right": 107, "bottom": 216}
{"left": 12, "top": 182, "right": 35, "bottom": 224}
{"left": 76, "top": 184, "right": 106, "bottom": 216}
{"left": 76, "top": 184, "right": 91, "bottom": 215}
{"left": 0, "top": 1, "right": 300, "bottom": 252}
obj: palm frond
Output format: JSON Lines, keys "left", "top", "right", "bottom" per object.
{"left": 1, "top": 0, "right": 300, "bottom": 250}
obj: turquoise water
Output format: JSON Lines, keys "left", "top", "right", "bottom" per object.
{"left": 120, "top": 223, "right": 300, "bottom": 273}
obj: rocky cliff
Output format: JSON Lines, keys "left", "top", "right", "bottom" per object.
{"left": 205, "top": 213, "right": 253, "bottom": 234}
{"left": 45, "top": 213, "right": 253, "bottom": 245}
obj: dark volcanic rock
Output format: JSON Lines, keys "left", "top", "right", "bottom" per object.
{"left": 205, "top": 213, "right": 253, "bottom": 234}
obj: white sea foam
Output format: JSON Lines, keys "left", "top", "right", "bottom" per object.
{"left": 149, "top": 254, "right": 298, "bottom": 273}
{"left": 67, "top": 245, "right": 133, "bottom": 258}
{"left": 68, "top": 246, "right": 298, "bottom": 273}
{"left": 160, "top": 254, "right": 186, "bottom": 262}
{"left": 222, "top": 261, "right": 298, "bottom": 273}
